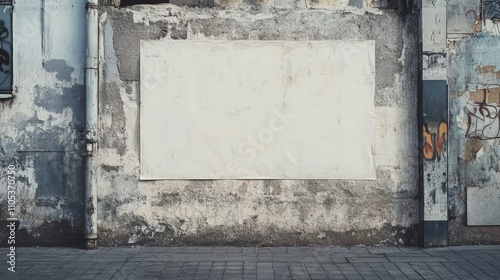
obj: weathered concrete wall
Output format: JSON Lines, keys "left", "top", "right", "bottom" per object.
{"left": 97, "top": 2, "right": 420, "bottom": 246}
{"left": 448, "top": 34, "right": 500, "bottom": 244}
{"left": 0, "top": 0, "right": 496, "bottom": 248}
{"left": 0, "top": 0, "right": 87, "bottom": 246}
{"left": 443, "top": 0, "right": 500, "bottom": 245}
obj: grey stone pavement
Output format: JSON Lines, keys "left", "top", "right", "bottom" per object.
{"left": 1, "top": 246, "right": 500, "bottom": 280}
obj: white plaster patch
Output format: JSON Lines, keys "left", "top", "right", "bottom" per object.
{"left": 476, "top": 146, "right": 484, "bottom": 158}
{"left": 375, "top": 106, "right": 414, "bottom": 168}
{"left": 422, "top": 54, "right": 447, "bottom": 80}
{"left": 467, "top": 186, "right": 500, "bottom": 225}
{"left": 102, "top": 17, "right": 120, "bottom": 81}
{"left": 423, "top": 159, "right": 448, "bottom": 221}
{"left": 423, "top": 67, "right": 447, "bottom": 80}
{"left": 99, "top": 148, "right": 125, "bottom": 167}
{"left": 422, "top": 7, "right": 447, "bottom": 52}
{"left": 305, "top": 0, "right": 349, "bottom": 10}
{"left": 446, "top": 0, "right": 479, "bottom": 35}
{"left": 483, "top": 20, "right": 500, "bottom": 36}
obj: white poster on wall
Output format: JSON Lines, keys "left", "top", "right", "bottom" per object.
{"left": 140, "top": 40, "right": 375, "bottom": 180}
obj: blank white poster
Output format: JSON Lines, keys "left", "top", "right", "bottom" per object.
{"left": 140, "top": 40, "right": 375, "bottom": 180}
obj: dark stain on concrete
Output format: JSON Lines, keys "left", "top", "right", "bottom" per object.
{"left": 449, "top": 219, "right": 500, "bottom": 245}
{"left": 0, "top": 96, "right": 14, "bottom": 108}
{"left": 0, "top": 135, "right": 16, "bottom": 155}
{"left": 0, "top": 219, "right": 84, "bottom": 247}
{"left": 263, "top": 180, "right": 281, "bottom": 195}
{"left": 17, "top": 86, "right": 86, "bottom": 152}
{"left": 169, "top": 24, "right": 188, "bottom": 40}
{"left": 108, "top": 11, "right": 161, "bottom": 81}
{"left": 18, "top": 126, "right": 67, "bottom": 152}
{"left": 102, "top": 164, "right": 120, "bottom": 172}
{"left": 34, "top": 152, "right": 66, "bottom": 201}
{"left": 322, "top": 196, "right": 336, "bottom": 210}
{"left": 151, "top": 192, "right": 182, "bottom": 206}
{"left": 304, "top": 180, "right": 329, "bottom": 195}
{"left": 98, "top": 218, "right": 419, "bottom": 247}
{"left": 348, "top": 0, "right": 363, "bottom": 9}
{"left": 34, "top": 85, "right": 85, "bottom": 119}
{"left": 43, "top": 59, "right": 75, "bottom": 82}
{"left": 430, "top": 189, "right": 436, "bottom": 204}
{"left": 99, "top": 82, "right": 127, "bottom": 155}
{"left": 238, "top": 182, "right": 248, "bottom": 194}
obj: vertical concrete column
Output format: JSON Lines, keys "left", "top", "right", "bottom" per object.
{"left": 418, "top": 0, "right": 448, "bottom": 247}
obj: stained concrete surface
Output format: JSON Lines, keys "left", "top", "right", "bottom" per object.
{"left": 467, "top": 186, "right": 500, "bottom": 225}
{"left": 94, "top": 4, "right": 420, "bottom": 247}
{"left": 1, "top": 245, "right": 500, "bottom": 279}
{"left": 447, "top": 34, "right": 500, "bottom": 244}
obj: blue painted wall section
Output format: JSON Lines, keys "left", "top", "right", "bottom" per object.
{"left": 0, "top": 0, "right": 87, "bottom": 246}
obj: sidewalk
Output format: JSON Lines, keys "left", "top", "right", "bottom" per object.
{"left": 1, "top": 245, "right": 500, "bottom": 279}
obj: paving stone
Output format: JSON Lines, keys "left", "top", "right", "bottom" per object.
{"left": 2, "top": 246, "right": 500, "bottom": 279}
{"left": 347, "top": 257, "right": 389, "bottom": 263}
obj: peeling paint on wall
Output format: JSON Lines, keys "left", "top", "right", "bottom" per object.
{"left": 447, "top": 31, "right": 500, "bottom": 244}
{"left": 465, "top": 88, "right": 500, "bottom": 139}
{"left": 0, "top": 0, "right": 87, "bottom": 246}
{"left": 43, "top": 60, "right": 75, "bottom": 83}
{"left": 92, "top": 3, "right": 421, "bottom": 246}
{"left": 1, "top": 0, "right": 425, "bottom": 247}
{"left": 446, "top": 0, "right": 480, "bottom": 37}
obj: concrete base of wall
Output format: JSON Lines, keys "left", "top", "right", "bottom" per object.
{"left": 420, "top": 220, "right": 447, "bottom": 247}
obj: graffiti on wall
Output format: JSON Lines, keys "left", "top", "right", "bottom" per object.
{"left": 423, "top": 122, "right": 447, "bottom": 161}
{"left": 0, "top": 5, "right": 12, "bottom": 92}
{"left": 0, "top": 20, "right": 10, "bottom": 85}
{"left": 466, "top": 103, "right": 500, "bottom": 139}
{"left": 484, "top": 0, "right": 500, "bottom": 21}
{"left": 465, "top": 93, "right": 500, "bottom": 140}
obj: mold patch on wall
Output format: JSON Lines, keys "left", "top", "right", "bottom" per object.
{"left": 43, "top": 59, "right": 75, "bottom": 83}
